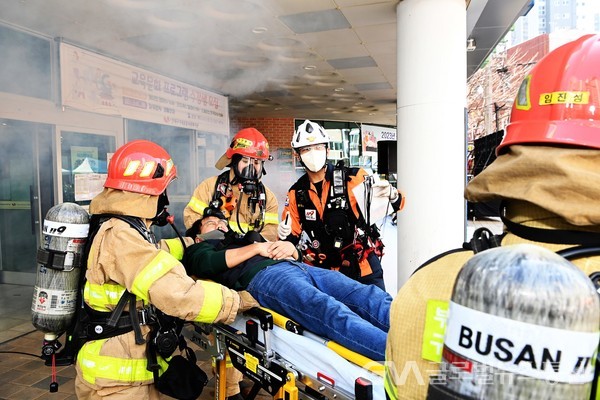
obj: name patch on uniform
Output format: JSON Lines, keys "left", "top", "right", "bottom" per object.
{"left": 304, "top": 209, "right": 317, "bottom": 221}
{"left": 539, "top": 91, "right": 589, "bottom": 105}
{"left": 444, "top": 302, "right": 599, "bottom": 383}
{"left": 422, "top": 300, "right": 449, "bottom": 362}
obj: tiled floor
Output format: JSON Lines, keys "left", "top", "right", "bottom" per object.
{"left": 0, "top": 329, "right": 77, "bottom": 399}
{"left": 0, "top": 284, "right": 75, "bottom": 399}
{"left": 0, "top": 284, "right": 36, "bottom": 343}
{"left": 0, "top": 284, "right": 267, "bottom": 400}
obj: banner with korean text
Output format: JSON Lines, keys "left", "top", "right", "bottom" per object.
{"left": 60, "top": 42, "right": 229, "bottom": 135}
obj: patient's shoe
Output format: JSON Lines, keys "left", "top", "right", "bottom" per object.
{"left": 226, "top": 393, "right": 245, "bottom": 400}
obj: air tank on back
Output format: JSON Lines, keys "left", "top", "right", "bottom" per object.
{"left": 429, "top": 244, "right": 600, "bottom": 399}
{"left": 31, "top": 203, "right": 89, "bottom": 341}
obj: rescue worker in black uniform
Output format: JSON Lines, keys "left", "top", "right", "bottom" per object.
{"left": 278, "top": 120, "right": 405, "bottom": 290}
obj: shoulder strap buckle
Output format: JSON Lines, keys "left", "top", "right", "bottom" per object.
{"left": 464, "top": 227, "right": 503, "bottom": 253}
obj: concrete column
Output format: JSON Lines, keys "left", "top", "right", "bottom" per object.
{"left": 395, "top": 0, "right": 467, "bottom": 289}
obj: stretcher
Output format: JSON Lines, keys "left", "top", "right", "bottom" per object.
{"left": 191, "top": 307, "right": 385, "bottom": 400}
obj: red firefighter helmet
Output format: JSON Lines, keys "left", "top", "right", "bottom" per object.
{"left": 104, "top": 140, "right": 177, "bottom": 196}
{"left": 497, "top": 34, "right": 600, "bottom": 154}
{"left": 215, "top": 128, "right": 270, "bottom": 169}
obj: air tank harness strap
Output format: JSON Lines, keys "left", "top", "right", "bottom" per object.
{"left": 109, "top": 291, "right": 147, "bottom": 345}
{"left": 463, "top": 227, "right": 504, "bottom": 254}
{"left": 36, "top": 248, "right": 81, "bottom": 271}
{"left": 84, "top": 291, "right": 153, "bottom": 345}
{"left": 501, "top": 214, "right": 600, "bottom": 245}
{"left": 210, "top": 170, "right": 232, "bottom": 209}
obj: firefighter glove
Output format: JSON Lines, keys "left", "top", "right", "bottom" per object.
{"left": 238, "top": 290, "right": 260, "bottom": 312}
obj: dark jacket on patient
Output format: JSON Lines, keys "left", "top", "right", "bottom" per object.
{"left": 183, "top": 234, "right": 277, "bottom": 290}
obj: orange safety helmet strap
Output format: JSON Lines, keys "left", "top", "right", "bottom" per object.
{"left": 104, "top": 140, "right": 177, "bottom": 196}
{"left": 498, "top": 34, "right": 600, "bottom": 154}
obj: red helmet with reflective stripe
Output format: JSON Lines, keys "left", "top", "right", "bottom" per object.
{"left": 215, "top": 128, "right": 270, "bottom": 169}
{"left": 498, "top": 34, "right": 600, "bottom": 154}
{"left": 104, "top": 140, "right": 177, "bottom": 196}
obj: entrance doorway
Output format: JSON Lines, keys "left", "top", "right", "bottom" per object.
{"left": 0, "top": 119, "right": 54, "bottom": 285}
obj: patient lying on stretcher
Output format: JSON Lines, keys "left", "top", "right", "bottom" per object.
{"left": 182, "top": 208, "right": 392, "bottom": 361}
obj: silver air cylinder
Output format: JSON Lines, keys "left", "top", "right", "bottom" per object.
{"left": 31, "top": 203, "right": 89, "bottom": 340}
{"left": 438, "top": 244, "right": 599, "bottom": 399}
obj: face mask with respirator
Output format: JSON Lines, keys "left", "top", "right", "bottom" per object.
{"left": 151, "top": 188, "right": 188, "bottom": 253}
{"left": 151, "top": 191, "right": 171, "bottom": 227}
{"left": 232, "top": 156, "right": 265, "bottom": 194}
{"left": 228, "top": 155, "right": 268, "bottom": 224}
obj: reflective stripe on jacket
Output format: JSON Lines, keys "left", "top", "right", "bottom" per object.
{"left": 78, "top": 338, "right": 169, "bottom": 385}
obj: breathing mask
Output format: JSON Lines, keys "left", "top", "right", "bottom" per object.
{"left": 151, "top": 191, "right": 170, "bottom": 227}
{"left": 232, "top": 155, "right": 263, "bottom": 193}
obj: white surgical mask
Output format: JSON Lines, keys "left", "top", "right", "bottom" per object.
{"left": 301, "top": 149, "right": 327, "bottom": 172}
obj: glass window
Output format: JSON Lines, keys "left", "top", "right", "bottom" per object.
{"left": 195, "top": 132, "right": 229, "bottom": 183}
{"left": 0, "top": 24, "right": 52, "bottom": 100}
{"left": 294, "top": 119, "right": 362, "bottom": 166}
{"left": 60, "top": 131, "right": 115, "bottom": 207}
{"left": 293, "top": 119, "right": 398, "bottom": 169}
{"left": 126, "top": 119, "right": 197, "bottom": 239}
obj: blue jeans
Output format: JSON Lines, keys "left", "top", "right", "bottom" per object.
{"left": 246, "top": 261, "right": 391, "bottom": 361}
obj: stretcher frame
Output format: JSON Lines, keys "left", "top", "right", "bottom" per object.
{"left": 191, "top": 307, "right": 384, "bottom": 400}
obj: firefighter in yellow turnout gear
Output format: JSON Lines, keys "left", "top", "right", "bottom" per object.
{"left": 184, "top": 127, "right": 279, "bottom": 242}
{"left": 74, "top": 140, "right": 258, "bottom": 399}
{"left": 386, "top": 34, "right": 600, "bottom": 399}
{"left": 183, "top": 128, "right": 279, "bottom": 399}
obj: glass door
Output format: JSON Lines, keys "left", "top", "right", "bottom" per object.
{"left": 0, "top": 119, "right": 54, "bottom": 285}
{"left": 126, "top": 119, "right": 195, "bottom": 240}
{"left": 59, "top": 131, "right": 115, "bottom": 210}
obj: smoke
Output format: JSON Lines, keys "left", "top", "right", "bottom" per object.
{"left": 0, "top": 23, "right": 51, "bottom": 99}
{"left": 97, "top": 0, "right": 301, "bottom": 99}
{"left": 0, "top": 0, "right": 305, "bottom": 222}
{"left": 0, "top": 0, "right": 305, "bottom": 100}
